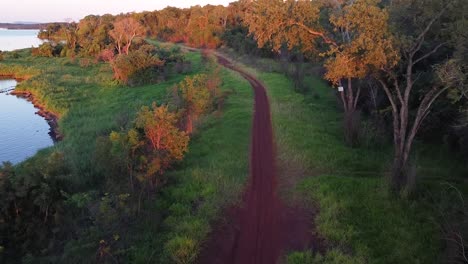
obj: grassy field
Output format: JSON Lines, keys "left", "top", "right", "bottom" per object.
{"left": 261, "top": 72, "right": 439, "bottom": 264}
{"left": 220, "top": 55, "right": 466, "bottom": 264}
{"left": 0, "top": 48, "right": 204, "bottom": 188}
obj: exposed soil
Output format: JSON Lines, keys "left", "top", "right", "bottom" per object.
{"left": 198, "top": 54, "right": 323, "bottom": 264}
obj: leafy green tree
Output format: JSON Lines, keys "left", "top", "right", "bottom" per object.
{"left": 77, "top": 15, "right": 114, "bottom": 56}
{"left": 109, "top": 129, "right": 143, "bottom": 191}
{"left": 376, "top": 0, "right": 467, "bottom": 191}
{"left": 173, "top": 74, "right": 212, "bottom": 134}
{"left": 0, "top": 154, "right": 76, "bottom": 263}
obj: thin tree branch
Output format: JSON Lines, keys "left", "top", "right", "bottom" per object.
{"left": 412, "top": 4, "right": 450, "bottom": 55}
{"left": 377, "top": 79, "right": 398, "bottom": 115}
{"left": 289, "top": 21, "right": 338, "bottom": 47}
{"left": 353, "top": 85, "right": 361, "bottom": 109}
{"left": 413, "top": 42, "right": 447, "bottom": 65}
{"left": 388, "top": 71, "right": 404, "bottom": 105}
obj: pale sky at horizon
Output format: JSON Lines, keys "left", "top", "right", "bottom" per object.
{"left": 2, "top": 0, "right": 233, "bottom": 23}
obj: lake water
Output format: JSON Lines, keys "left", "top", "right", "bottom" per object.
{"left": 0, "top": 80, "right": 54, "bottom": 164}
{"left": 0, "top": 29, "right": 54, "bottom": 164}
{"left": 0, "top": 29, "right": 42, "bottom": 51}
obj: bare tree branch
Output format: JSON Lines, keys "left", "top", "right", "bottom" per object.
{"left": 411, "top": 4, "right": 450, "bottom": 56}
{"left": 413, "top": 42, "right": 447, "bottom": 65}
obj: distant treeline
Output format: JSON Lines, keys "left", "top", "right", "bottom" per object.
{"left": 0, "top": 23, "right": 51, "bottom": 30}
{"left": 34, "top": 3, "right": 270, "bottom": 56}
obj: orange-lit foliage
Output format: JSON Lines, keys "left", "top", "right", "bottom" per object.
{"left": 185, "top": 5, "right": 227, "bottom": 48}
{"left": 109, "top": 17, "right": 146, "bottom": 55}
{"left": 324, "top": 0, "right": 398, "bottom": 84}
{"left": 109, "top": 104, "right": 189, "bottom": 190}
{"left": 156, "top": 7, "right": 190, "bottom": 43}
{"left": 245, "top": 0, "right": 397, "bottom": 146}
{"left": 135, "top": 103, "right": 189, "bottom": 187}
{"left": 244, "top": 0, "right": 324, "bottom": 54}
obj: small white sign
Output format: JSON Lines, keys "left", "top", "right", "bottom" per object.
{"left": 338, "top": 86, "right": 344, "bottom": 92}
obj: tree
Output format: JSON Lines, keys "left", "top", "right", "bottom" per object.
{"left": 109, "top": 17, "right": 145, "bottom": 55}
{"left": 77, "top": 15, "right": 114, "bottom": 56}
{"left": 109, "top": 129, "right": 143, "bottom": 191}
{"left": 244, "top": 0, "right": 397, "bottom": 146}
{"left": 36, "top": 22, "right": 78, "bottom": 57}
{"left": 323, "top": 0, "right": 398, "bottom": 145}
{"left": 245, "top": 0, "right": 467, "bottom": 190}
{"left": 172, "top": 75, "right": 212, "bottom": 134}
{"left": 185, "top": 5, "right": 226, "bottom": 48}
{"left": 244, "top": 0, "right": 324, "bottom": 53}
{"left": 135, "top": 103, "right": 189, "bottom": 188}
{"left": 61, "top": 22, "right": 79, "bottom": 57}
{"left": 0, "top": 156, "right": 75, "bottom": 262}
{"left": 376, "top": 0, "right": 466, "bottom": 191}
{"left": 157, "top": 7, "right": 191, "bottom": 42}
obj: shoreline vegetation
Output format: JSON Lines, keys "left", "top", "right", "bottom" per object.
{"left": 0, "top": 72, "right": 62, "bottom": 141}
{"left": 10, "top": 90, "right": 62, "bottom": 141}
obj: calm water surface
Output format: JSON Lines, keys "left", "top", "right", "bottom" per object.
{"left": 0, "top": 80, "right": 53, "bottom": 164}
{"left": 0, "top": 30, "right": 52, "bottom": 164}
{"left": 0, "top": 29, "right": 42, "bottom": 51}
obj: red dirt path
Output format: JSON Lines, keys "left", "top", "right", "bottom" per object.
{"left": 198, "top": 54, "right": 320, "bottom": 264}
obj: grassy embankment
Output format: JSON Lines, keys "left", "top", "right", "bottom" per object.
{"left": 0, "top": 48, "right": 253, "bottom": 263}
{"left": 0, "top": 48, "right": 204, "bottom": 187}
{"left": 221, "top": 52, "right": 466, "bottom": 264}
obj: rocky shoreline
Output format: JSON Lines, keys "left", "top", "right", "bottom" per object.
{"left": 10, "top": 90, "right": 63, "bottom": 141}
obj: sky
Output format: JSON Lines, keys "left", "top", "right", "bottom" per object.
{"left": 2, "top": 0, "right": 233, "bottom": 23}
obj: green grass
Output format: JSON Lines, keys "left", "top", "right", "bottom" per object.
{"left": 220, "top": 57, "right": 465, "bottom": 264}
{"left": 297, "top": 176, "right": 439, "bottom": 264}
{"left": 260, "top": 72, "right": 442, "bottom": 264}
{"left": 0, "top": 48, "right": 206, "bottom": 188}
{"left": 262, "top": 72, "right": 389, "bottom": 175}
{"left": 125, "top": 64, "right": 253, "bottom": 263}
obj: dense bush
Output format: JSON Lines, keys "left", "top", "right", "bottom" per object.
{"left": 31, "top": 43, "right": 63, "bottom": 57}
{"left": 0, "top": 154, "right": 79, "bottom": 263}
{"left": 110, "top": 45, "right": 165, "bottom": 86}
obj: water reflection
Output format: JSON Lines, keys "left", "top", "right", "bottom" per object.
{"left": 0, "top": 79, "right": 54, "bottom": 164}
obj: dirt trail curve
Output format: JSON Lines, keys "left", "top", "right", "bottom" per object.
{"left": 198, "top": 53, "right": 319, "bottom": 264}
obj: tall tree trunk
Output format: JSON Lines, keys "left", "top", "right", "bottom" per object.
{"left": 340, "top": 78, "right": 361, "bottom": 147}
{"left": 186, "top": 114, "right": 193, "bottom": 134}
{"left": 379, "top": 75, "right": 450, "bottom": 192}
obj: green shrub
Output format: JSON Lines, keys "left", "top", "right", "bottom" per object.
{"left": 165, "top": 236, "right": 198, "bottom": 264}
{"left": 287, "top": 251, "right": 316, "bottom": 264}
{"left": 111, "top": 45, "right": 165, "bottom": 86}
